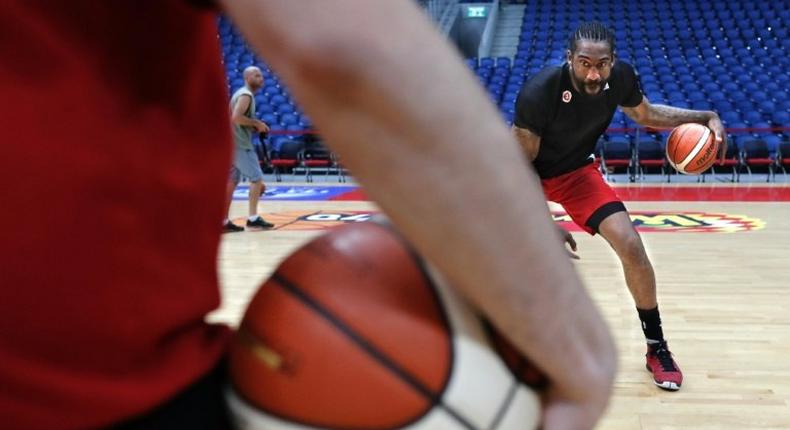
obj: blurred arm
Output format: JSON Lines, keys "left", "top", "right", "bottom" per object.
{"left": 220, "top": 0, "right": 616, "bottom": 422}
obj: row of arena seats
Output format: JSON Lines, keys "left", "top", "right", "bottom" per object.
{"left": 252, "top": 136, "right": 346, "bottom": 183}
{"left": 596, "top": 135, "right": 790, "bottom": 182}
{"left": 216, "top": 0, "right": 788, "bottom": 152}
{"left": 253, "top": 131, "right": 790, "bottom": 183}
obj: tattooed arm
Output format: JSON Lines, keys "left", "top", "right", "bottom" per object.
{"left": 622, "top": 96, "right": 727, "bottom": 162}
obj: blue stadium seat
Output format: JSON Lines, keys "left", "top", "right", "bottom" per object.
{"left": 710, "top": 91, "right": 728, "bottom": 103}
{"left": 751, "top": 122, "right": 773, "bottom": 135}
{"left": 258, "top": 104, "right": 275, "bottom": 115}
{"left": 744, "top": 111, "right": 765, "bottom": 125}
{"left": 495, "top": 57, "right": 511, "bottom": 68}
{"left": 505, "top": 83, "right": 521, "bottom": 94}
{"left": 479, "top": 57, "right": 495, "bottom": 69}
{"left": 763, "top": 135, "right": 783, "bottom": 154}
{"left": 260, "top": 113, "right": 278, "bottom": 125}
{"left": 276, "top": 103, "right": 295, "bottom": 115}
{"left": 476, "top": 68, "right": 492, "bottom": 79}
{"left": 691, "top": 101, "right": 713, "bottom": 110}
{"left": 772, "top": 111, "right": 790, "bottom": 126}
{"left": 280, "top": 113, "right": 298, "bottom": 126}
{"left": 269, "top": 94, "right": 286, "bottom": 106}
{"left": 264, "top": 85, "right": 281, "bottom": 97}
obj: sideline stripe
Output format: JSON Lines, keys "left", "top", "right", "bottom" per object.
{"left": 232, "top": 185, "right": 790, "bottom": 202}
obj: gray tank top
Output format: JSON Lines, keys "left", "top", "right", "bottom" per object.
{"left": 230, "top": 86, "right": 255, "bottom": 150}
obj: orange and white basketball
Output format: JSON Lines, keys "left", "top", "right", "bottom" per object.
{"left": 225, "top": 219, "right": 543, "bottom": 430}
{"left": 666, "top": 123, "right": 719, "bottom": 175}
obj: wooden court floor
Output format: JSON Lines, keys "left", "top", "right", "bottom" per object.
{"left": 212, "top": 183, "right": 790, "bottom": 430}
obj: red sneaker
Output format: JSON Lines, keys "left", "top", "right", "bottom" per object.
{"left": 646, "top": 341, "right": 683, "bottom": 391}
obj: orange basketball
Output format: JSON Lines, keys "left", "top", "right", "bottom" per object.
{"left": 666, "top": 123, "right": 719, "bottom": 175}
{"left": 226, "top": 219, "right": 543, "bottom": 429}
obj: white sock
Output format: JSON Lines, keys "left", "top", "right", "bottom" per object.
{"left": 248, "top": 215, "right": 260, "bottom": 222}
{"left": 223, "top": 218, "right": 230, "bottom": 225}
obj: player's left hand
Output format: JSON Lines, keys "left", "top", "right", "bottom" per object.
{"left": 557, "top": 225, "right": 579, "bottom": 260}
{"left": 707, "top": 114, "right": 727, "bottom": 164}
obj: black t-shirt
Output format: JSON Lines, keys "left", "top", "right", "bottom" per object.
{"left": 514, "top": 61, "right": 644, "bottom": 178}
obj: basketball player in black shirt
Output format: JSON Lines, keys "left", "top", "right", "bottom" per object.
{"left": 514, "top": 22, "right": 727, "bottom": 391}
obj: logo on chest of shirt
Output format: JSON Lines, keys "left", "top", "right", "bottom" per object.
{"left": 562, "top": 90, "right": 572, "bottom": 103}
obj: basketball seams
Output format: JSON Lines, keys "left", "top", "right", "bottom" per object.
{"left": 668, "top": 124, "right": 693, "bottom": 166}
{"left": 482, "top": 320, "right": 549, "bottom": 390}
{"left": 485, "top": 380, "right": 522, "bottom": 430}
{"left": 366, "top": 218, "right": 458, "bottom": 396}
{"left": 476, "top": 325, "right": 541, "bottom": 430}
{"left": 345, "top": 219, "right": 483, "bottom": 430}
{"left": 270, "top": 273, "right": 480, "bottom": 430}
{"left": 353, "top": 220, "right": 456, "bottom": 396}
{"left": 231, "top": 281, "right": 432, "bottom": 430}
{"left": 677, "top": 126, "right": 711, "bottom": 171}
{"left": 369, "top": 218, "right": 540, "bottom": 430}
{"left": 667, "top": 123, "right": 716, "bottom": 174}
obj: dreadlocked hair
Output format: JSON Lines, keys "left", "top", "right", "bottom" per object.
{"left": 568, "top": 21, "right": 616, "bottom": 54}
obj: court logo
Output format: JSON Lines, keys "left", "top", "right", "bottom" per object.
{"left": 246, "top": 211, "right": 764, "bottom": 232}
{"left": 562, "top": 90, "right": 572, "bottom": 103}
{"left": 553, "top": 211, "right": 765, "bottom": 233}
{"left": 230, "top": 211, "right": 374, "bottom": 231}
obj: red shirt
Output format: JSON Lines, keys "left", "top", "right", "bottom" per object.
{"left": 0, "top": 2, "right": 232, "bottom": 428}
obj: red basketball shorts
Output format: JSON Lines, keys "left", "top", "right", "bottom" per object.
{"left": 540, "top": 163, "right": 626, "bottom": 235}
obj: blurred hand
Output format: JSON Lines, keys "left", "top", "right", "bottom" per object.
{"left": 542, "top": 383, "right": 613, "bottom": 430}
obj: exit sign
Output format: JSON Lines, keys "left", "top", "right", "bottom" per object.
{"left": 466, "top": 6, "right": 488, "bottom": 18}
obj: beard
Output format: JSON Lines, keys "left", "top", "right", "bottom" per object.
{"left": 583, "top": 80, "right": 603, "bottom": 94}
{"left": 570, "top": 66, "right": 607, "bottom": 96}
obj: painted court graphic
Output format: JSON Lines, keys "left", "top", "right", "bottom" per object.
{"left": 233, "top": 185, "right": 359, "bottom": 201}
{"left": 238, "top": 210, "right": 765, "bottom": 233}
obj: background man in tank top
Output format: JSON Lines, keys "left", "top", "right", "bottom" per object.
{"left": 224, "top": 65, "right": 275, "bottom": 232}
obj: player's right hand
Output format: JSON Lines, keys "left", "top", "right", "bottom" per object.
{"left": 255, "top": 120, "right": 270, "bottom": 133}
{"left": 557, "top": 225, "right": 579, "bottom": 260}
